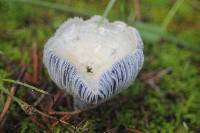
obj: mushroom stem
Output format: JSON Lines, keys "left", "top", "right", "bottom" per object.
{"left": 73, "top": 96, "right": 89, "bottom": 111}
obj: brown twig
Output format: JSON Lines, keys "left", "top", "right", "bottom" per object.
{"left": 30, "top": 89, "right": 78, "bottom": 132}
{"left": 0, "top": 66, "right": 26, "bottom": 127}
{"left": 47, "top": 90, "right": 64, "bottom": 113}
{"left": 50, "top": 113, "right": 74, "bottom": 130}
{"left": 0, "top": 130, "right": 4, "bottom": 133}
{"left": 32, "top": 43, "right": 42, "bottom": 84}
{"left": 24, "top": 42, "right": 42, "bottom": 85}
{"left": 140, "top": 68, "right": 172, "bottom": 90}
{"left": 127, "top": 128, "right": 143, "bottom": 133}
{"left": 26, "top": 105, "right": 75, "bottom": 132}
{"left": 33, "top": 83, "right": 50, "bottom": 107}
{"left": 29, "top": 115, "right": 47, "bottom": 129}
{"left": 33, "top": 94, "right": 46, "bottom": 107}
{"left": 134, "top": 0, "right": 142, "bottom": 21}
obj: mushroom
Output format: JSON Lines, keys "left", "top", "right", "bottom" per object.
{"left": 43, "top": 16, "right": 144, "bottom": 110}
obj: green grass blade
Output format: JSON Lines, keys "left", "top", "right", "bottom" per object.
{"left": 0, "top": 83, "right": 27, "bottom": 111}
{"left": 5, "top": 0, "right": 93, "bottom": 17}
{"left": 1, "top": 79, "right": 49, "bottom": 95}
{"left": 97, "top": 0, "right": 117, "bottom": 26}
{"left": 0, "top": 51, "right": 3, "bottom": 55}
{"left": 162, "top": 0, "right": 185, "bottom": 32}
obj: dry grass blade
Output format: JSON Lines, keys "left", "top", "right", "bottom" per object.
{"left": 1, "top": 79, "right": 49, "bottom": 95}
{"left": 0, "top": 86, "right": 76, "bottom": 132}
{"left": 0, "top": 66, "right": 26, "bottom": 127}
{"left": 48, "top": 111, "right": 81, "bottom": 116}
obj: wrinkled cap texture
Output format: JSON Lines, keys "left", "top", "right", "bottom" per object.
{"left": 43, "top": 16, "right": 144, "bottom": 105}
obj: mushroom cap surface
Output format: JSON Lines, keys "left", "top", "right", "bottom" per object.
{"left": 43, "top": 16, "right": 144, "bottom": 105}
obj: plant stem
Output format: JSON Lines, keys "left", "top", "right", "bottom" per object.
{"left": 161, "top": 0, "right": 185, "bottom": 32}
{"left": 97, "top": 0, "right": 117, "bottom": 27}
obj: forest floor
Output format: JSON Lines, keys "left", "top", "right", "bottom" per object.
{"left": 0, "top": 0, "right": 200, "bottom": 133}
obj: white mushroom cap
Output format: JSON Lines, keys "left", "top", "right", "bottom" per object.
{"left": 43, "top": 16, "right": 144, "bottom": 106}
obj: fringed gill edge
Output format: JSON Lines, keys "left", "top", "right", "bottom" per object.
{"left": 43, "top": 48, "right": 143, "bottom": 105}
